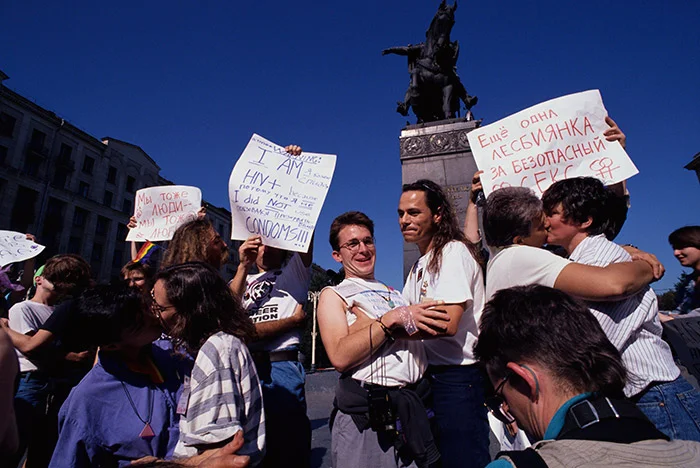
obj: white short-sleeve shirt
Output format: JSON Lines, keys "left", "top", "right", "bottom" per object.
{"left": 8, "top": 300, "right": 54, "bottom": 372}
{"left": 403, "top": 241, "right": 486, "bottom": 366}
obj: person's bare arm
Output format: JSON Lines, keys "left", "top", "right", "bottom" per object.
{"left": 254, "top": 303, "right": 306, "bottom": 340}
{"left": 127, "top": 217, "right": 140, "bottom": 261}
{"left": 130, "top": 430, "right": 250, "bottom": 467}
{"left": 554, "top": 260, "right": 654, "bottom": 301}
{"left": 603, "top": 116, "right": 629, "bottom": 199}
{"left": 228, "top": 236, "right": 261, "bottom": 299}
{"left": 0, "top": 320, "right": 54, "bottom": 354}
{"left": 464, "top": 171, "right": 483, "bottom": 244}
{"left": 319, "top": 290, "right": 448, "bottom": 372}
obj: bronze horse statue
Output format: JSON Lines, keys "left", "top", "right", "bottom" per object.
{"left": 383, "top": 1, "right": 477, "bottom": 123}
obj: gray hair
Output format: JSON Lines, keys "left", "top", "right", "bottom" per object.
{"left": 483, "top": 187, "right": 542, "bottom": 247}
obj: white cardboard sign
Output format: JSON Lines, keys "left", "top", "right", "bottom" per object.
{"left": 228, "top": 134, "right": 336, "bottom": 253}
{"left": 126, "top": 185, "right": 202, "bottom": 242}
{"left": 0, "top": 231, "right": 45, "bottom": 267}
{"left": 467, "top": 90, "right": 638, "bottom": 196}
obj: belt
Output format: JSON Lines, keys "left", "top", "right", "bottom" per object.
{"left": 252, "top": 349, "right": 298, "bottom": 363}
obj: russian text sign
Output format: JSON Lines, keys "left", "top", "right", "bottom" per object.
{"left": 126, "top": 185, "right": 202, "bottom": 242}
{"left": 467, "top": 90, "right": 638, "bottom": 196}
{"left": 228, "top": 134, "right": 336, "bottom": 253}
{"left": 0, "top": 231, "right": 45, "bottom": 267}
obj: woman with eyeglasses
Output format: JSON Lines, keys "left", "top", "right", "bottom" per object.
{"left": 150, "top": 262, "right": 265, "bottom": 465}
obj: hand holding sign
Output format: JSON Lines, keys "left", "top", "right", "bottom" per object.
{"left": 228, "top": 134, "right": 336, "bottom": 253}
{"left": 126, "top": 186, "right": 202, "bottom": 242}
{"left": 0, "top": 231, "right": 45, "bottom": 267}
{"left": 467, "top": 90, "right": 638, "bottom": 196}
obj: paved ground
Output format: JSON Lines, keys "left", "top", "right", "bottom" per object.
{"left": 306, "top": 369, "right": 339, "bottom": 468}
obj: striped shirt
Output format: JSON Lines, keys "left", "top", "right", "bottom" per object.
{"left": 174, "top": 332, "right": 265, "bottom": 465}
{"left": 570, "top": 235, "right": 679, "bottom": 397}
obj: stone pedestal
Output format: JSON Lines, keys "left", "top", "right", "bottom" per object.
{"left": 400, "top": 118, "right": 482, "bottom": 280}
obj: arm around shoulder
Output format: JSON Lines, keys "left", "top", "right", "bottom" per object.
{"left": 554, "top": 260, "right": 653, "bottom": 301}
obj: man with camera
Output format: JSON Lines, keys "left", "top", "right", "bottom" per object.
{"left": 318, "top": 211, "right": 448, "bottom": 468}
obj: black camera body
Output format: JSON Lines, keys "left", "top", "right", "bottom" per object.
{"left": 368, "top": 387, "right": 396, "bottom": 433}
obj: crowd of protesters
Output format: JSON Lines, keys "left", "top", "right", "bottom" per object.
{"left": 1, "top": 130, "right": 699, "bottom": 468}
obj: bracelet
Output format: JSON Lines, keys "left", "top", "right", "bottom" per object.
{"left": 397, "top": 306, "right": 418, "bottom": 336}
{"left": 376, "top": 317, "right": 395, "bottom": 343}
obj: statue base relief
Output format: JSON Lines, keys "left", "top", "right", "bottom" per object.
{"left": 400, "top": 117, "right": 482, "bottom": 280}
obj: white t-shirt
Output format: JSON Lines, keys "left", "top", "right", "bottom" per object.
{"left": 402, "top": 241, "right": 485, "bottom": 366}
{"left": 485, "top": 245, "right": 570, "bottom": 301}
{"left": 243, "top": 253, "right": 311, "bottom": 352}
{"left": 325, "top": 278, "right": 427, "bottom": 387}
{"left": 8, "top": 300, "right": 54, "bottom": 372}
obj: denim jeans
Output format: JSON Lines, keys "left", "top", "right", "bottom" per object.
{"left": 636, "top": 375, "right": 700, "bottom": 441}
{"left": 13, "top": 371, "right": 53, "bottom": 467}
{"left": 427, "top": 364, "right": 490, "bottom": 468}
{"left": 256, "top": 357, "right": 310, "bottom": 468}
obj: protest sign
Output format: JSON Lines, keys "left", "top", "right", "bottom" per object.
{"left": 0, "top": 231, "right": 45, "bottom": 267}
{"left": 228, "top": 134, "right": 336, "bottom": 253}
{"left": 467, "top": 90, "right": 638, "bottom": 196}
{"left": 126, "top": 185, "right": 202, "bottom": 242}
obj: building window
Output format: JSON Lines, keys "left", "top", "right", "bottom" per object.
{"left": 103, "top": 190, "right": 113, "bottom": 207}
{"left": 116, "top": 223, "right": 127, "bottom": 242}
{"left": 107, "top": 166, "right": 117, "bottom": 184}
{"left": 59, "top": 143, "right": 73, "bottom": 160}
{"left": 68, "top": 236, "right": 82, "bottom": 254}
{"left": 82, "top": 156, "right": 95, "bottom": 174}
{"left": 23, "top": 155, "right": 42, "bottom": 177}
{"left": 96, "top": 216, "right": 110, "bottom": 235}
{"left": 52, "top": 168, "right": 68, "bottom": 189}
{"left": 0, "top": 113, "right": 16, "bottom": 138}
{"left": 122, "top": 199, "right": 132, "bottom": 215}
{"left": 112, "top": 249, "right": 125, "bottom": 268}
{"left": 0, "top": 145, "right": 7, "bottom": 165}
{"left": 30, "top": 129, "right": 46, "bottom": 148}
{"left": 126, "top": 176, "right": 136, "bottom": 193}
{"left": 91, "top": 242, "right": 103, "bottom": 267}
{"left": 73, "top": 207, "right": 87, "bottom": 227}
{"left": 78, "top": 181, "right": 90, "bottom": 198}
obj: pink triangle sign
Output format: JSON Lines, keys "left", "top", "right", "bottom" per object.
{"left": 139, "top": 422, "right": 155, "bottom": 439}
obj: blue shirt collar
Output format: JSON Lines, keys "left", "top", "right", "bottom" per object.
{"left": 543, "top": 392, "right": 594, "bottom": 440}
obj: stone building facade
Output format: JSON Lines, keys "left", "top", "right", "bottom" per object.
{"left": 0, "top": 71, "right": 235, "bottom": 282}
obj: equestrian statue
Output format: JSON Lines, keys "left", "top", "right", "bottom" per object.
{"left": 383, "top": 1, "right": 478, "bottom": 123}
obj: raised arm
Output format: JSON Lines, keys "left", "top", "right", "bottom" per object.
{"left": 228, "top": 236, "right": 262, "bottom": 299}
{"left": 464, "top": 170, "right": 483, "bottom": 244}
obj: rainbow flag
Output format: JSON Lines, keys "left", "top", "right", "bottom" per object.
{"left": 134, "top": 241, "right": 159, "bottom": 264}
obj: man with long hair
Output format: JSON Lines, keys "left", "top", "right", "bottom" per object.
{"left": 398, "top": 179, "right": 489, "bottom": 468}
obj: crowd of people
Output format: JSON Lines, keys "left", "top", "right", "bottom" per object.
{"left": 0, "top": 133, "right": 699, "bottom": 468}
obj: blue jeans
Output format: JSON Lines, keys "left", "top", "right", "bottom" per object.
{"left": 636, "top": 376, "right": 700, "bottom": 441}
{"left": 427, "top": 364, "right": 490, "bottom": 468}
{"left": 256, "top": 357, "right": 310, "bottom": 468}
{"left": 13, "top": 371, "right": 53, "bottom": 467}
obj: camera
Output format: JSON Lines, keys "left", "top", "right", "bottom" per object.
{"left": 368, "top": 387, "right": 396, "bottom": 433}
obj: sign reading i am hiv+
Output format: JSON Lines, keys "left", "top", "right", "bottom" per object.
{"left": 228, "top": 134, "right": 336, "bottom": 253}
{"left": 126, "top": 185, "right": 202, "bottom": 242}
{"left": 467, "top": 90, "right": 639, "bottom": 196}
{"left": 0, "top": 231, "right": 45, "bottom": 267}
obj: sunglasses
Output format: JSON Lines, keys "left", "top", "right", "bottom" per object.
{"left": 484, "top": 372, "right": 515, "bottom": 425}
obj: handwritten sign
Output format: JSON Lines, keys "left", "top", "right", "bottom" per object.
{"left": 228, "top": 134, "right": 336, "bottom": 253}
{"left": 126, "top": 185, "right": 202, "bottom": 242}
{"left": 467, "top": 90, "right": 638, "bottom": 196}
{"left": 0, "top": 231, "right": 45, "bottom": 267}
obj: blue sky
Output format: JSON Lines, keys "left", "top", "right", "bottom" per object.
{"left": 2, "top": 0, "right": 699, "bottom": 292}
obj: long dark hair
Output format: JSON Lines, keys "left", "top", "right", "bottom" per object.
{"left": 402, "top": 179, "right": 483, "bottom": 276}
{"left": 155, "top": 262, "right": 256, "bottom": 353}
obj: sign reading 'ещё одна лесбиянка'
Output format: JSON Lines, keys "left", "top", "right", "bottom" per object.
{"left": 467, "top": 90, "right": 638, "bottom": 196}
{"left": 228, "top": 134, "right": 336, "bottom": 253}
{"left": 126, "top": 185, "right": 202, "bottom": 242}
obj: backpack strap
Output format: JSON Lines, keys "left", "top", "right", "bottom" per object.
{"left": 497, "top": 448, "right": 549, "bottom": 468}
